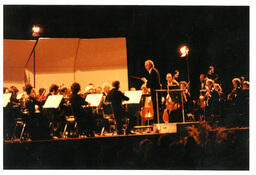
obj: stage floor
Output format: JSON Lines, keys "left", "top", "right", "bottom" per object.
{"left": 3, "top": 122, "right": 249, "bottom": 170}
{"left": 4, "top": 122, "right": 201, "bottom": 143}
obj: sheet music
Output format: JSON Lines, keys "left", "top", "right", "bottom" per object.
{"left": 16, "top": 93, "right": 24, "bottom": 100}
{"left": 3, "top": 93, "right": 12, "bottom": 107}
{"left": 85, "top": 93, "right": 103, "bottom": 107}
{"left": 43, "top": 95, "right": 63, "bottom": 108}
{"left": 123, "top": 90, "right": 142, "bottom": 104}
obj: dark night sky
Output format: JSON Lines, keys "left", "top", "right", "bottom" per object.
{"left": 4, "top": 5, "right": 249, "bottom": 98}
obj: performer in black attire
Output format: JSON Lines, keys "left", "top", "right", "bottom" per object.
{"left": 199, "top": 74, "right": 206, "bottom": 90}
{"left": 106, "top": 81, "right": 135, "bottom": 135}
{"left": 4, "top": 86, "right": 20, "bottom": 139}
{"left": 44, "top": 84, "right": 65, "bottom": 138}
{"left": 142, "top": 60, "right": 161, "bottom": 123}
{"left": 227, "top": 78, "right": 244, "bottom": 114}
{"left": 207, "top": 66, "right": 219, "bottom": 83}
{"left": 70, "top": 82, "right": 95, "bottom": 137}
{"left": 20, "top": 84, "right": 46, "bottom": 140}
{"left": 205, "top": 79, "right": 219, "bottom": 119}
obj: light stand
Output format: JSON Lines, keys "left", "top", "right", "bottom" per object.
{"left": 179, "top": 45, "right": 190, "bottom": 86}
{"left": 32, "top": 25, "right": 40, "bottom": 88}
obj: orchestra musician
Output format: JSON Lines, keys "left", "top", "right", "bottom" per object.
{"left": 102, "top": 82, "right": 111, "bottom": 97}
{"left": 180, "top": 81, "right": 192, "bottom": 115}
{"left": 241, "top": 81, "right": 249, "bottom": 116}
{"left": 36, "top": 88, "right": 47, "bottom": 102}
{"left": 162, "top": 77, "right": 186, "bottom": 123}
{"left": 227, "top": 78, "right": 244, "bottom": 114}
{"left": 96, "top": 82, "right": 112, "bottom": 133}
{"left": 204, "top": 79, "right": 219, "bottom": 119}
{"left": 141, "top": 60, "right": 161, "bottom": 123}
{"left": 213, "top": 83, "right": 224, "bottom": 115}
{"left": 70, "top": 82, "right": 95, "bottom": 137}
{"left": 44, "top": 84, "right": 65, "bottom": 138}
{"left": 200, "top": 74, "right": 207, "bottom": 90}
{"left": 173, "top": 69, "right": 180, "bottom": 84}
{"left": 19, "top": 84, "right": 43, "bottom": 139}
{"left": 4, "top": 86, "right": 19, "bottom": 139}
{"left": 207, "top": 66, "right": 219, "bottom": 83}
{"left": 106, "top": 80, "right": 136, "bottom": 135}
{"left": 166, "top": 73, "right": 179, "bottom": 87}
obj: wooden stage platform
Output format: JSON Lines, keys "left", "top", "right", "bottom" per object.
{"left": 3, "top": 122, "right": 249, "bottom": 170}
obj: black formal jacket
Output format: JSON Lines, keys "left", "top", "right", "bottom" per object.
{"left": 146, "top": 67, "right": 161, "bottom": 91}
{"left": 69, "top": 93, "right": 88, "bottom": 118}
{"left": 106, "top": 88, "right": 129, "bottom": 115}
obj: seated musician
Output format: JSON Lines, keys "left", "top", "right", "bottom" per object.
{"left": 19, "top": 84, "right": 43, "bottom": 139}
{"left": 205, "top": 79, "right": 219, "bottom": 118}
{"left": 241, "top": 81, "right": 249, "bottom": 116}
{"left": 161, "top": 73, "right": 182, "bottom": 123}
{"left": 166, "top": 73, "right": 179, "bottom": 87}
{"left": 227, "top": 78, "right": 245, "bottom": 114}
{"left": 84, "top": 83, "right": 96, "bottom": 98}
{"left": 227, "top": 78, "right": 242, "bottom": 104}
{"left": 36, "top": 88, "right": 47, "bottom": 102}
{"left": 106, "top": 80, "right": 136, "bottom": 135}
{"left": 102, "top": 82, "right": 111, "bottom": 97}
{"left": 70, "top": 82, "right": 95, "bottom": 137}
{"left": 4, "top": 86, "right": 20, "bottom": 139}
{"left": 44, "top": 84, "right": 65, "bottom": 138}
{"left": 173, "top": 69, "right": 180, "bottom": 83}
{"left": 95, "top": 86, "right": 103, "bottom": 94}
{"left": 21, "top": 84, "right": 42, "bottom": 115}
{"left": 214, "top": 83, "right": 224, "bottom": 101}
{"left": 200, "top": 73, "right": 207, "bottom": 90}
{"left": 180, "top": 81, "right": 193, "bottom": 116}
{"left": 9, "top": 86, "right": 19, "bottom": 105}
{"left": 207, "top": 65, "right": 219, "bottom": 83}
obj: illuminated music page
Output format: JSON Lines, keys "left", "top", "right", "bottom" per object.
{"left": 123, "top": 90, "right": 142, "bottom": 104}
{"left": 43, "top": 95, "right": 63, "bottom": 108}
{"left": 85, "top": 94, "right": 103, "bottom": 107}
{"left": 16, "top": 93, "right": 24, "bottom": 100}
{"left": 3, "top": 93, "right": 12, "bottom": 107}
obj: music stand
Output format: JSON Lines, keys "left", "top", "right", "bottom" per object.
{"left": 3, "top": 93, "right": 12, "bottom": 107}
{"left": 43, "top": 95, "right": 63, "bottom": 108}
{"left": 122, "top": 90, "right": 143, "bottom": 105}
{"left": 85, "top": 93, "right": 103, "bottom": 107}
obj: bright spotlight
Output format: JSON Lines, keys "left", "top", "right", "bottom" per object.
{"left": 179, "top": 45, "right": 189, "bottom": 57}
{"left": 32, "top": 25, "right": 40, "bottom": 37}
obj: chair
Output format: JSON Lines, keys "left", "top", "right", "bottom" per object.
{"left": 101, "top": 102, "right": 117, "bottom": 136}
{"left": 63, "top": 115, "right": 78, "bottom": 138}
{"left": 62, "top": 105, "right": 78, "bottom": 138}
{"left": 12, "top": 112, "right": 28, "bottom": 141}
{"left": 121, "top": 117, "right": 130, "bottom": 135}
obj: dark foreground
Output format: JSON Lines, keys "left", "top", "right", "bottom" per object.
{"left": 4, "top": 122, "right": 249, "bottom": 170}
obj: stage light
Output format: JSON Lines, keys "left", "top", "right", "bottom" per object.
{"left": 179, "top": 45, "right": 189, "bottom": 57}
{"left": 32, "top": 25, "right": 40, "bottom": 37}
{"left": 178, "top": 44, "right": 191, "bottom": 91}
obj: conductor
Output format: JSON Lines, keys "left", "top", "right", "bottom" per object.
{"left": 141, "top": 60, "right": 161, "bottom": 123}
